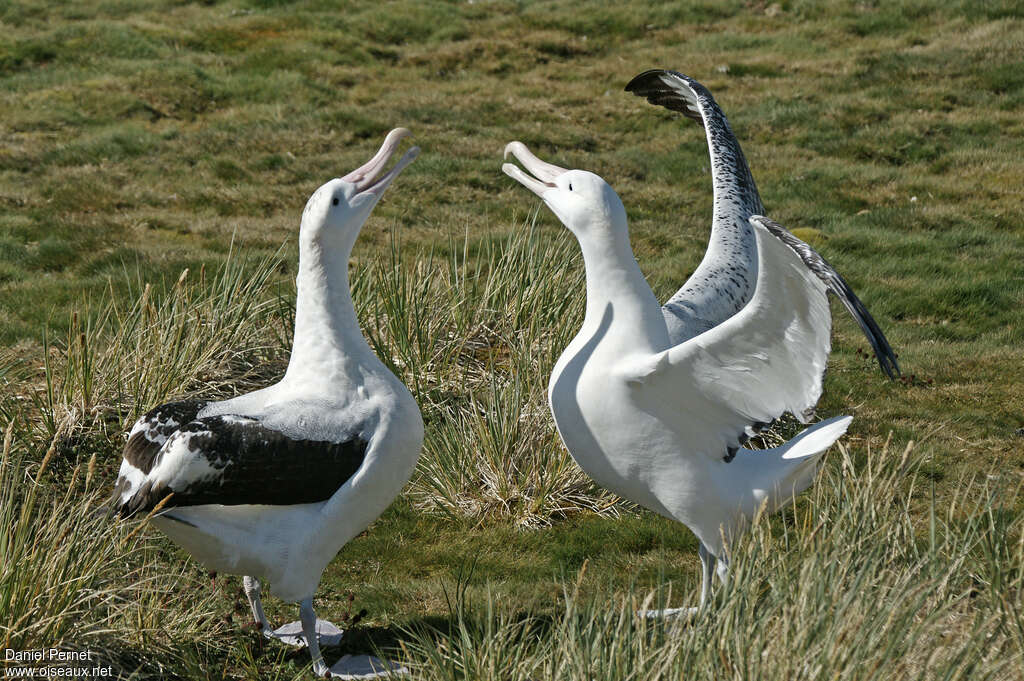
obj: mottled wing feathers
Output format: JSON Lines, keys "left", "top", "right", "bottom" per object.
{"left": 105, "top": 400, "right": 208, "bottom": 514}
{"left": 626, "top": 69, "right": 764, "bottom": 342}
{"left": 114, "top": 413, "right": 368, "bottom": 517}
{"left": 625, "top": 69, "right": 763, "bottom": 216}
{"left": 753, "top": 216, "right": 901, "bottom": 379}
{"left": 626, "top": 70, "right": 900, "bottom": 381}
{"left": 123, "top": 400, "right": 209, "bottom": 474}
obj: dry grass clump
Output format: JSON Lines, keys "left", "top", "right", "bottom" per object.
{"left": 0, "top": 251, "right": 289, "bottom": 676}
{"left": 356, "top": 221, "right": 618, "bottom": 526}
{"left": 0, "top": 421, "right": 233, "bottom": 678}
{"left": 1, "top": 248, "right": 288, "bottom": 468}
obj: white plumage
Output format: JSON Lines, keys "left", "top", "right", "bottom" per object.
{"left": 502, "top": 71, "right": 898, "bottom": 613}
{"left": 109, "top": 129, "right": 422, "bottom": 676}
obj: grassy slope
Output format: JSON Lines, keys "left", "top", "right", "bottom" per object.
{"left": 2, "top": 0, "right": 1022, "bottom": 468}
{"left": 2, "top": 0, "right": 1023, "bottom": 677}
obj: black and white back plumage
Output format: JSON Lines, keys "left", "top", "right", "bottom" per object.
{"left": 121, "top": 399, "right": 208, "bottom": 475}
{"left": 112, "top": 405, "right": 368, "bottom": 518}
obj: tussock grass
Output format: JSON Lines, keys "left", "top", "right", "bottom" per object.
{"left": 0, "top": 423, "right": 233, "bottom": 678}
{"left": 7, "top": 247, "right": 287, "bottom": 459}
{"left": 357, "top": 222, "right": 616, "bottom": 526}
{"left": 0, "top": 251, "right": 289, "bottom": 675}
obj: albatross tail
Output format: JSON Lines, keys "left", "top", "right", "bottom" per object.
{"left": 729, "top": 415, "right": 853, "bottom": 517}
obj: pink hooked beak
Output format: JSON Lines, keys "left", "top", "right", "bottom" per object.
{"left": 342, "top": 128, "right": 419, "bottom": 196}
{"left": 501, "top": 141, "right": 568, "bottom": 197}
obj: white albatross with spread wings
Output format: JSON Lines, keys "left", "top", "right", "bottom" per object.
{"left": 502, "top": 70, "right": 899, "bottom": 614}
{"left": 108, "top": 129, "right": 423, "bottom": 677}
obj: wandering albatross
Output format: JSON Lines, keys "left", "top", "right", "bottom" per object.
{"left": 502, "top": 71, "right": 900, "bottom": 615}
{"left": 108, "top": 128, "right": 423, "bottom": 676}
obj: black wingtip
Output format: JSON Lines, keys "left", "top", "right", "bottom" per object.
{"left": 624, "top": 69, "right": 673, "bottom": 93}
{"left": 829, "top": 265, "right": 901, "bottom": 381}
{"left": 868, "top": 315, "right": 901, "bottom": 380}
{"left": 753, "top": 215, "right": 902, "bottom": 382}
{"left": 623, "top": 69, "right": 708, "bottom": 125}
{"left": 871, "top": 341, "right": 900, "bottom": 380}
{"left": 876, "top": 340, "right": 901, "bottom": 380}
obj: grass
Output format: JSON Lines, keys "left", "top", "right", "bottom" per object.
{"left": 1, "top": 0, "right": 1023, "bottom": 678}
{"left": 1, "top": 229, "right": 1021, "bottom": 679}
{"left": 358, "top": 223, "right": 612, "bottom": 526}
{"left": 399, "top": 441, "right": 1021, "bottom": 681}
{"left": 0, "top": 415, "right": 234, "bottom": 678}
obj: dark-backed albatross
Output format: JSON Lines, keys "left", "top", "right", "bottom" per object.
{"left": 109, "top": 128, "right": 423, "bottom": 676}
{"left": 502, "top": 71, "right": 899, "bottom": 615}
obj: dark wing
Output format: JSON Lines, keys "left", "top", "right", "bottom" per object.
{"left": 122, "top": 400, "right": 209, "bottom": 474}
{"left": 752, "top": 216, "right": 901, "bottom": 379}
{"left": 115, "top": 414, "right": 369, "bottom": 518}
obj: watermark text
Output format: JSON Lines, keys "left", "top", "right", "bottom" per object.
{"left": 3, "top": 650, "right": 112, "bottom": 679}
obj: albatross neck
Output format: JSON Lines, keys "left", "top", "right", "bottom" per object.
{"left": 282, "top": 237, "right": 375, "bottom": 390}
{"left": 577, "top": 227, "right": 669, "bottom": 351}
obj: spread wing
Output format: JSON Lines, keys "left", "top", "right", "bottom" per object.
{"left": 757, "top": 220, "right": 900, "bottom": 378}
{"left": 623, "top": 215, "right": 835, "bottom": 463}
{"left": 626, "top": 70, "right": 900, "bottom": 383}
{"left": 111, "top": 413, "right": 368, "bottom": 517}
{"left": 626, "top": 69, "right": 764, "bottom": 342}
{"left": 625, "top": 69, "right": 763, "bottom": 217}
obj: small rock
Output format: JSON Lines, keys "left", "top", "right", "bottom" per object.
{"left": 1015, "top": 428, "right": 1024, "bottom": 438}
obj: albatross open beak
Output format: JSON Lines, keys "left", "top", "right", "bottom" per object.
{"left": 502, "top": 141, "right": 568, "bottom": 198}
{"left": 342, "top": 128, "right": 420, "bottom": 196}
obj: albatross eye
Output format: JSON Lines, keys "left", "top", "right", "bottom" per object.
{"left": 568, "top": 183, "right": 573, "bottom": 191}
{"left": 332, "top": 198, "right": 339, "bottom": 206}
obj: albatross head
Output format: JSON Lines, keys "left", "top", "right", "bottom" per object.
{"left": 502, "top": 141, "right": 627, "bottom": 240}
{"left": 300, "top": 128, "right": 419, "bottom": 249}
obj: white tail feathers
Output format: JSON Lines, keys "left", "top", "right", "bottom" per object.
{"left": 728, "top": 415, "right": 852, "bottom": 519}
{"left": 780, "top": 415, "right": 853, "bottom": 460}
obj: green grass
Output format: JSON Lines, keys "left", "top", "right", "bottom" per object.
{"left": 2, "top": 0, "right": 1023, "bottom": 678}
